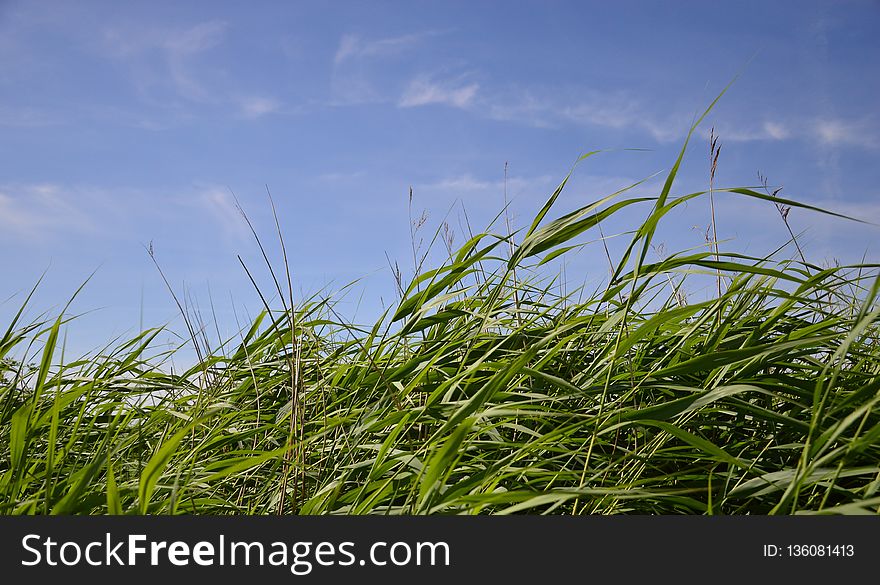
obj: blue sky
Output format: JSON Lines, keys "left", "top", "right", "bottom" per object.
{"left": 1, "top": 0, "right": 878, "bottom": 360}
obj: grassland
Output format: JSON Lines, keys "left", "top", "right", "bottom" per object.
{"left": 2, "top": 100, "right": 879, "bottom": 515}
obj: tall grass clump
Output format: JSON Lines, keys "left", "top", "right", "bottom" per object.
{"left": 2, "top": 98, "right": 879, "bottom": 515}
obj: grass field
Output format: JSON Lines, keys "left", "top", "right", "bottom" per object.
{"left": 2, "top": 99, "right": 879, "bottom": 515}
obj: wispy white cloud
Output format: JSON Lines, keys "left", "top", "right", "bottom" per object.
{"left": 560, "top": 94, "right": 685, "bottom": 142}
{"left": 102, "top": 20, "right": 229, "bottom": 103}
{"left": 721, "top": 120, "right": 791, "bottom": 142}
{"left": 485, "top": 89, "right": 877, "bottom": 151}
{"left": 161, "top": 20, "right": 227, "bottom": 55}
{"left": 103, "top": 19, "right": 227, "bottom": 58}
{"left": 164, "top": 21, "right": 228, "bottom": 102}
{"left": 399, "top": 76, "right": 479, "bottom": 109}
{"left": 418, "top": 171, "right": 649, "bottom": 200}
{"left": 486, "top": 89, "right": 685, "bottom": 142}
{"left": 421, "top": 175, "right": 499, "bottom": 192}
{"left": 0, "top": 181, "right": 260, "bottom": 247}
{"left": 315, "top": 171, "right": 367, "bottom": 183}
{"left": 813, "top": 118, "right": 877, "bottom": 148}
{"left": 334, "top": 35, "right": 361, "bottom": 64}
{"left": 239, "top": 96, "right": 280, "bottom": 118}
{"left": 0, "top": 105, "right": 60, "bottom": 128}
{"left": 328, "top": 72, "right": 385, "bottom": 106}
{"left": 330, "top": 31, "right": 444, "bottom": 107}
{"left": 0, "top": 184, "right": 95, "bottom": 238}
{"left": 101, "top": 20, "right": 294, "bottom": 122}
{"left": 764, "top": 121, "right": 790, "bottom": 141}
{"left": 334, "top": 32, "right": 433, "bottom": 65}
{"left": 416, "top": 173, "right": 564, "bottom": 201}
{"left": 486, "top": 93, "right": 557, "bottom": 129}
{"left": 196, "top": 187, "right": 250, "bottom": 241}
{"left": 720, "top": 117, "right": 877, "bottom": 148}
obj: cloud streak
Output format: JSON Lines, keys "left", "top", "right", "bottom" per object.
{"left": 0, "top": 181, "right": 255, "bottom": 245}
{"left": 399, "top": 76, "right": 479, "bottom": 109}
{"left": 239, "top": 96, "right": 280, "bottom": 118}
{"left": 103, "top": 20, "right": 231, "bottom": 105}
{"left": 813, "top": 118, "right": 877, "bottom": 148}
{"left": 195, "top": 187, "right": 251, "bottom": 241}
{"left": 717, "top": 120, "right": 791, "bottom": 142}
{"left": 0, "top": 106, "right": 61, "bottom": 128}
{"left": 100, "top": 20, "right": 293, "bottom": 121}
{"left": 418, "top": 174, "right": 553, "bottom": 193}
{"left": 103, "top": 19, "right": 227, "bottom": 59}
{"left": 330, "top": 30, "right": 448, "bottom": 107}
{"left": 485, "top": 89, "right": 687, "bottom": 142}
{"left": 334, "top": 31, "right": 435, "bottom": 65}
{"left": 161, "top": 20, "right": 227, "bottom": 55}
{"left": 719, "top": 118, "right": 879, "bottom": 148}
{"left": 0, "top": 184, "right": 95, "bottom": 238}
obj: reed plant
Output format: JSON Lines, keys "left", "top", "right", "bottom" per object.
{"left": 2, "top": 96, "right": 879, "bottom": 515}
